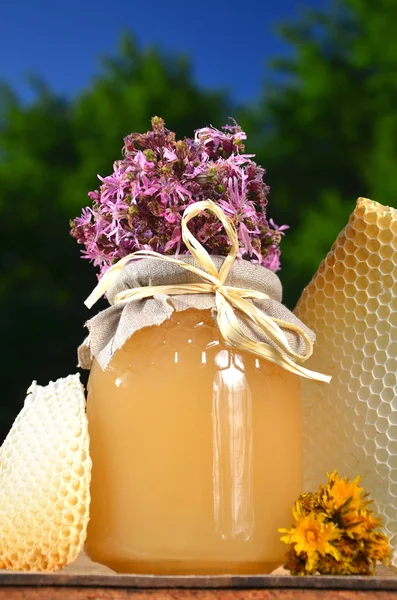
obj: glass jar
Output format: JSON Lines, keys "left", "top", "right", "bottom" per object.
{"left": 85, "top": 308, "right": 302, "bottom": 574}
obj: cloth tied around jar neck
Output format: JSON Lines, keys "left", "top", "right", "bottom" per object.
{"left": 79, "top": 200, "right": 331, "bottom": 383}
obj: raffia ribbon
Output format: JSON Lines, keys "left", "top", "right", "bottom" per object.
{"left": 85, "top": 200, "right": 331, "bottom": 382}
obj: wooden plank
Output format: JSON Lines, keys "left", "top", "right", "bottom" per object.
{"left": 0, "top": 588, "right": 396, "bottom": 599}
{"left": 1, "top": 572, "right": 397, "bottom": 591}
{"left": 1, "top": 554, "right": 397, "bottom": 596}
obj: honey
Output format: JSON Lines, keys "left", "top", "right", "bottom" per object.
{"left": 85, "top": 309, "right": 302, "bottom": 574}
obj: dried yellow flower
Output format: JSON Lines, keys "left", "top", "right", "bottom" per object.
{"left": 280, "top": 512, "right": 341, "bottom": 573}
{"left": 279, "top": 471, "right": 391, "bottom": 575}
{"left": 326, "top": 471, "right": 366, "bottom": 511}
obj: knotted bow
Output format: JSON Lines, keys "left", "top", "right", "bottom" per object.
{"left": 85, "top": 200, "right": 331, "bottom": 382}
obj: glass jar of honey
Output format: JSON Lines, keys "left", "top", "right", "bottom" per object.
{"left": 85, "top": 308, "right": 302, "bottom": 574}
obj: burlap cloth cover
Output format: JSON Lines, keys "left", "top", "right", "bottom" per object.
{"left": 78, "top": 255, "right": 315, "bottom": 371}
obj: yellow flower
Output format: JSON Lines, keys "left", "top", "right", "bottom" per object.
{"left": 366, "top": 532, "right": 392, "bottom": 563}
{"left": 280, "top": 471, "right": 391, "bottom": 575}
{"left": 343, "top": 510, "right": 380, "bottom": 539}
{"left": 280, "top": 512, "right": 341, "bottom": 572}
{"left": 317, "top": 554, "right": 352, "bottom": 575}
{"left": 335, "top": 536, "right": 356, "bottom": 557}
{"left": 293, "top": 493, "right": 318, "bottom": 518}
{"left": 326, "top": 471, "right": 366, "bottom": 511}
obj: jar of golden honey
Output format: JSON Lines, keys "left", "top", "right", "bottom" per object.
{"left": 73, "top": 122, "right": 326, "bottom": 576}
{"left": 85, "top": 308, "right": 302, "bottom": 574}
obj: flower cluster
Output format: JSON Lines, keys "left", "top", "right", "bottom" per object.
{"left": 70, "top": 117, "right": 287, "bottom": 276}
{"left": 279, "top": 471, "right": 391, "bottom": 575}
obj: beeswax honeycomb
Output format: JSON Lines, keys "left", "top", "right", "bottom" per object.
{"left": 0, "top": 374, "right": 91, "bottom": 571}
{"left": 294, "top": 198, "right": 397, "bottom": 563}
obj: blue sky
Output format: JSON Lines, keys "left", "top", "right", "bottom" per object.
{"left": 2, "top": 0, "right": 329, "bottom": 104}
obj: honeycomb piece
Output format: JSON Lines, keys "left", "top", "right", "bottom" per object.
{"left": 0, "top": 374, "right": 91, "bottom": 571}
{"left": 294, "top": 198, "right": 397, "bottom": 563}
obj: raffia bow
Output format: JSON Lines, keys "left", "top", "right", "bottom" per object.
{"left": 85, "top": 200, "right": 331, "bottom": 383}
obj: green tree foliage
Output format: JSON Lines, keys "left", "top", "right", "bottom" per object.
{"left": 240, "top": 0, "right": 397, "bottom": 306}
{"left": 0, "top": 36, "right": 229, "bottom": 441}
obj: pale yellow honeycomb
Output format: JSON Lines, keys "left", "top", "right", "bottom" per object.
{"left": 294, "top": 198, "right": 397, "bottom": 564}
{"left": 0, "top": 374, "right": 91, "bottom": 571}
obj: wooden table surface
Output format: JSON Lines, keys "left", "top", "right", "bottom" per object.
{"left": 1, "top": 553, "right": 397, "bottom": 599}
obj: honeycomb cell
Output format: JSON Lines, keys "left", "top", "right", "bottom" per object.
{"left": 357, "top": 247, "right": 370, "bottom": 262}
{"left": 364, "top": 438, "right": 376, "bottom": 455}
{"left": 355, "top": 305, "right": 367, "bottom": 320}
{"left": 368, "top": 281, "right": 383, "bottom": 298}
{"left": 342, "top": 341, "right": 355, "bottom": 358}
{"left": 390, "top": 484, "right": 397, "bottom": 499}
{"left": 306, "top": 304, "right": 318, "bottom": 319}
{"left": 368, "top": 239, "right": 381, "bottom": 253}
{"left": 333, "top": 321, "right": 346, "bottom": 336}
{"left": 376, "top": 321, "right": 390, "bottom": 336}
{"left": 387, "top": 521, "right": 397, "bottom": 536}
{"left": 376, "top": 336, "right": 390, "bottom": 351}
{"left": 385, "top": 372, "right": 397, "bottom": 388}
{"left": 345, "top": 406, "right": 356, "bottom": 423}
{"left": 334, "top": 290, "right": 346, "bottom": 305}
{"left": 366, "top": 408, "right": 378, "bottom": 425}
{"left": 380, "top": 244, "right": 394, "bottom": 260}
{"left": 343, "top": 327, "right": 357, "bottom": 343}
{"left": 294, "top": 198, "right": 397, "bottom": 565}
{"left": 378, "top": 402, "right": 392, "bottom": 418}
{"left": 356, "top": 275, "right": 369, "bottom": 290}
{"left": 380, "top": 260, "right": 394, "bottom": 275}
{"left": 368, "top": 253, "right": 381, "bottom": 269}
{"left": 344, "top": 269, "right": 356, "bottom": 283}
{"left": 344, "top": 283, "right": 357, "bottom": 298}
{"left": 370, "top": 379, "right": 383, "bottom": 395}
{"left": 351, "top": 363, "right": 363, "bottom": 379}
{"left": 388, "top": 427, "right": 397, "bottom": 441}
{"left": 366, "top": 224, "right": 380, "bottom": 239}
{"left": 388, "top": 441, "right": 397, "bottom": 456}
{"left": 353, "top": 414, "right": 366, "bottom": 432}
{"left": 376, "top": 463, "right": 390, "bottom": 479}
{"left": 324, "top": 267, "right": 335, "bottom": 282}
{"left": 386, "top": 355, "right": 397, "bottom": 372}
{"left": 372, "top": 364, "right": 386, "bottom": 379}
{"left": 344, "top": 239, "right": 356, "bottom": 255}
{"left": 390, "top": 469, "right": 397, "bottom": 482}
{"left": 345, "top": 297, "right": 357, "bottom": 312}
{"left": 376, "top": 448, "right": 389, "bottom": 464}
{"left": 356, "top": 262, "right": 370, "bottom": 277}
{"left": 334, "top": 261, "right": 346, "bottom": 276}
{"left": 357, "top": 386, "right": 371, "bottom": 402}
{"left": 334, "top": 304, "right": 344, "bottom": 319}
{"left": 390, "top": 412, "right": 397, "bottom": 426}
{"left": 355, "top": 290, "right": 369, "bottom": 305}
{"left": 324, "top": 310, "right": 336, "bottom": 327}
{"left": 366, "top": 297, "right": 379, "bottom": 312}
{"left": 383, "top": 500, "right": 395, "bottom": 517}
{"left": 380, "top": 230, "right": 393, "bottom": 245}
{"left": 376, "top": 418, "right": 390, "bottom": 435}
{"left": 364, "top": 328, "right": 377, "bottom": 343}
{"left": 345, "top": 311, "right": 357, "bottom": 327}
{"left": 363, "top": 342, "right": 377, "bottom": 358}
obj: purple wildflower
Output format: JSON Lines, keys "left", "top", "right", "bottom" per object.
{"left": 70, "top": 116, "right": 287, "bottom": 275}
{"left": 269, "top": 218, "right": 289, "bottom": 236}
